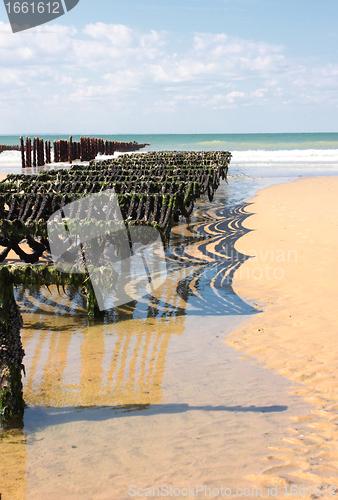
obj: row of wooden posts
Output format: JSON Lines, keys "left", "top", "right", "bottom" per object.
{"left": 0, "top": 144, "right": 21, "bottom": 153}
{"left": 19, "top": 136, "right": 149, "bottom": 168}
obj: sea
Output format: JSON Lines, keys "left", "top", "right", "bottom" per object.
{"left": 1, "top": 133, "right": 337, "bottom": 499}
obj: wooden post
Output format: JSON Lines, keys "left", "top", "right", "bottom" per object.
{"left": 45, "top": 140, "right": 49, "bottom": 164}
{"left": 68, "top": 136, "right": 73, "bottom": 164}
{"left": 26, "top": 137, "right": 31, "bottom": 169}
{"left": 37, "top": 138, "right": 44, "bottom": 166}
{"left": 20, "top": 136, "right": 25, "bottom": 169}
{"left": 59, "top": 140, "right": 66, "bottom": 162}
{"left": 87, "top": 137, "right": 91, "bottom": 161}
{"left": 0, "top": 269, "right": 25, "bottom": 421}
{"left": 80, "top": 137, "right": 84, "bottom": 162}
{"left": 54, "top": 140, "right": 58, "bottom": 163}
{"left": 39, "top": 138, "right": 43, "bottom": 166}
{"left": 36, "top": 137, "right": 39, "bottom": 166}
{"left": 32, "top": 137, "right": 37, "bottom": 168}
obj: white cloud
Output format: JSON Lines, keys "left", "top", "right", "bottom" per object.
{"left": 83, "top": 23, "right": 134, "bottom": 46}
{"left": 206, "top": 91, "right": 247, "bottom": 109}
{"left": 0, "top": 21, "right": 337, "bottom": 132}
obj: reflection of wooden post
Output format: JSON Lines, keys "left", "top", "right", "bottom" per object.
{"left": 0, "top": 270, "right": 25, "bottom": 421}
{"left": 23, "top": 327, "right": 73, "bottom": 406}
{"left": 79, "top": 326, "right": 105, "bottom": 402}
{"left": 19, "top": 263, "right": 191, "bottom": 408}
{"left": 21, "top": 313, "right": 185, "bottom": 407}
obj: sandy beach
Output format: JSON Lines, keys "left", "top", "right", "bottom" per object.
{"left": 227, "top": 177, "right": 338, "bottom": 493}
{"left": 2, "top": 170, "right": 338, "bottom": 499}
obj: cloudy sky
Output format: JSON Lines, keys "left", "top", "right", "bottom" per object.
{"left": 1, "top": 0, "right": 338, "bottom": 134}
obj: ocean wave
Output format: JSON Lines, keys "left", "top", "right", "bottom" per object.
{"left": 231, "top": 149, "right": 338, "bottom": 165}
{"left": 1, "top": 149, "right": 338, "bottom": 178}
{"left": 196, "top": 140, "right": 228, "bottom": 146}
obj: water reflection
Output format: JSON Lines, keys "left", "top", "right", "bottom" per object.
{"left": 16, "top": 198, "right": 257, "bottom": 408}
{"left": 21, "top": 311, "right": 185, "bottom": 407}
{"left": 1, "top": 190, "right": 266, "bottom": 499}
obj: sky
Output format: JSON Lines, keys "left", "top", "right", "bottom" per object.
{"left": 0, "top": 0, "right": 338, "bottom": 134}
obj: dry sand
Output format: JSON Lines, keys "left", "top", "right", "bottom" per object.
{"left": 226, "top": 177, "right": 338, "bottom": 494}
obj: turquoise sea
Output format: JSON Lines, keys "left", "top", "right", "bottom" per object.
{"left": 2, "top": 132, "right": 338, "bottom": 151}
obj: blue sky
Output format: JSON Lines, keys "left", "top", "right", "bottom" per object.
{"left": 1, "top": 0, "right": 337, "bottom": 134}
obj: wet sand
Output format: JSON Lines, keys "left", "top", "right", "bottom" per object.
{"left": 2, "top": 303, "right": 313, "bottom": 500}
{"left": 0, "top": 182, "right": 317, "bottom": 500}
{"left": 227, "top": 177, "right": 338, "bottom": 494}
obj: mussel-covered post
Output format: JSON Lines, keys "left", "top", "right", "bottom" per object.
{"left": 20, "top": 136, "right": 25, "bottom": 169}
{"left": 54, "top": 140, "right": 58, "bottom": 163}
{"left": 32, "top": 137, "right": 37, "bottom": 168}
{"left": 68, "top": 135, "right": 73, "bottom": 164}
{"left": 0, "top": 267, "right": 25, "bottom": 421}
{"left": 38, "top": 138, "right": 45, "bottom": 167}
{"left": 25, "top": 137, "right": 31, "bottom": 169}
{"left": 45, "top": 140, "right": 51, "bottom": 164}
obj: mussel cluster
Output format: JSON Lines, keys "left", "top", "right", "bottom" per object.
{"left": 0, "top": 151, "right": 231, "bottom": 263}
{"left": 0, "top": 144, "right": 21, "bottom": 153}
{"left": 0, "top": 298, "right": 24, "bottom": 367}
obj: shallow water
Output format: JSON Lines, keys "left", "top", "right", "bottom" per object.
{"left": 0, "top": 173, "right": 321, "bottom": 500}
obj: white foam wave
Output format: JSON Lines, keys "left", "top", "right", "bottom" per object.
{"left": 231, "top": 149, "right": 338, "bottom": 165}
{"left": 196, "top": 140, "right": 226, "bottom": 146}
{"left": 1, "top": 149, "right": 338, "bottom": 176}
{"left": 0, "top": 150, "right": 21, "bottom": 165}
{"left": 0, "top": 150, "right": 90, "bottom": 175}
{"left": 0, "top": 150, "right": 133, "bottom": 170}
{"left": 0, "top": 150, "right": 94, "bottom": 174}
